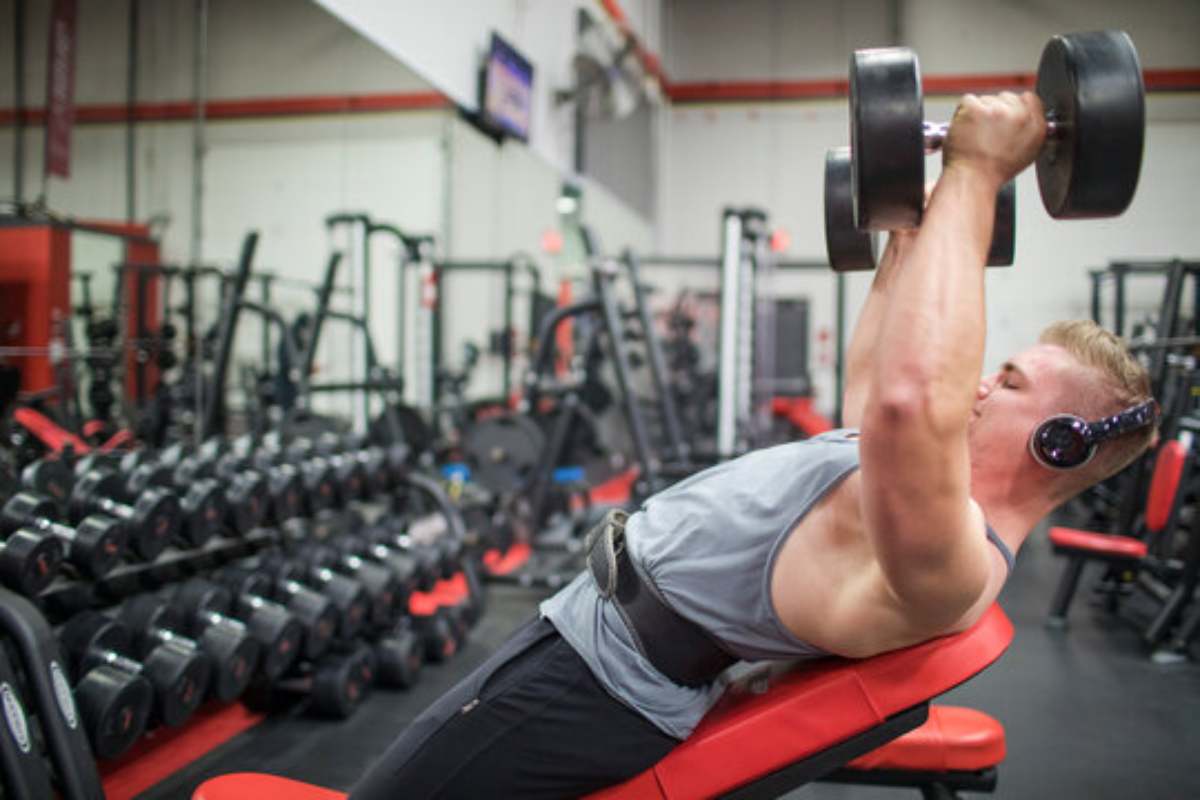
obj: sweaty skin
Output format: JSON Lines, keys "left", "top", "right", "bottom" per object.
{"left": 770, "top": 92, "right": 1052, "bottom": 658}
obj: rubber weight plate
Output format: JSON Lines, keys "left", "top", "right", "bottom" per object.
{"left": 824, "top": 147, "right": 880, "bottom": 271}
{"left": 850, "top": 47, "right": 925, "bottom": 230}
{"left": 983, "top": 181, "right": 1017, "bottom": 266}
{"left": 462, "top": 415, "right": 546, "bottom": 495}
{"left": 1036, "top": 31, "right": 1144, "bottom": 218}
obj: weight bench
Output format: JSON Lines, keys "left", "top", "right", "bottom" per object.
{"left": 194, "top": 605, "right": 1012, "bottom": 800}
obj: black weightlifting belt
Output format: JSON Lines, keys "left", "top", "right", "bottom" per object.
{"left": 585, "top": 509, "right": 736, "bottom": 688}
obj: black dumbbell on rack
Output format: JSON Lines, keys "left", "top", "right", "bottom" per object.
{"left": 252, "top": 551, "right": 372, "bottom": 642}
{"left": 163, "top": 442, "right": 269, "bottom": 535}
{"left": 249, "top": 433, "right": 342, "bottom": 515}
{"left": 282, "top": 519, "right": 405, "bottom": 628}
{"left": 214, "top": 450, "right": 305, "bottom": 525}
{"left": 0, "top": 492, "right": 127, "bottom": 580}
{"left": 118, "top": 595, "right": 259, "bottom": 704}
{"left": 68, "top": 471, "right": 181, "bottom": 561}
{"left": 120, "top": 451, "right": 227, "bottom": 548}
{"left": 0, "top": 523, "right": 63, "bottom": 595}
{"left": 59, "top": 611, "right": 211, "bottom": 740}
{"left": 171, "top": 577, "right": 304, "bottom": 682}
{"left": 215, "top": 566, "right": 340, "bottom": 661}
{"left": 240, "top": 642, "right": 375, "bottom": 720}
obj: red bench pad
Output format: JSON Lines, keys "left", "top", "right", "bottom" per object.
{"left": 588, "top": 605, "right": 1011, "bottom": 799}
{"left": 1048, "top": 527, "right": 1147, "bottom": 560}
{"left": 194, "top": 606, "right": 1012, "bottom": 800}
{"left": 846, "top": 705, "right": 1005, "bottom": 773}
{"left": 195, "top": 773, "right": 343, "bottom": 800}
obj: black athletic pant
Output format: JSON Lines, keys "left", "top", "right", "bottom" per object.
{"left": 349, "top": 617, "right": 680, "bottom": 800}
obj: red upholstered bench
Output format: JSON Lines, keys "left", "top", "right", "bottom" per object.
{"left": 195, "top": 606, "right": 1011, "bottom": 800}
{"left": 1047, "top": 438, "right": 1189, "bottom": 628}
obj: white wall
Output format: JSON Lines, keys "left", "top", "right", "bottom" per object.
{"left": 660, "top": 0, "right": 1200, "bottom": 418}
{"left": 0, "top": 0, "right": 661, "bottom": 418}
{"left": 0, "top": 0, "right": 450, "bottom": 420}
{"left": 314, "top": 0, "right": 664, "bottom": 176}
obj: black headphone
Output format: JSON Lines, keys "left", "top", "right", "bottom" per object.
{"left": 1029, "top": 400, "right": 1159, "bottom": 470}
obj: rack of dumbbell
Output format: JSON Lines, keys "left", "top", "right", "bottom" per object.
{"left": 0, "top": 431, "right": 488, "bottom": 798}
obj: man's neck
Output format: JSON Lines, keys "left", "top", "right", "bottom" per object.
{"left": 970, "top": 467, "right": 1056, "bottom": 555}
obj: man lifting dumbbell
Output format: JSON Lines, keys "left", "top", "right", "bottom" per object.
{"left": 351, "top": 32, "right": 1157, "bottom": 800}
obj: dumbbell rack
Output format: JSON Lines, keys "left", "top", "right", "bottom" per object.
{"left": 0, "top": 441, "right": 487, "bottom": 800}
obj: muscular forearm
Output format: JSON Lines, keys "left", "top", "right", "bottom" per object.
{"left": 867, "top": 166, "right": 997, "bottom": 431}
{"left": 842, "top": 233, "right": 913, "bottom": 427}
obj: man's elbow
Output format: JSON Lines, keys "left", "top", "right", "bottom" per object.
{"left": 862, "top": 381, "right": 966, "bottom": 441}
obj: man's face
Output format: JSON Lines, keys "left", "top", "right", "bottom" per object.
{"left": 969, "top": 344, "right": 1093, "bottom": 468}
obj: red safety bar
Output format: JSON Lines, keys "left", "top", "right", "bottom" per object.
{"left": 194, "top": 606, "right": 1012, "bottom": 800}
{"left": 12, "top": 407, "right": 91, "bottom": 454}
{"left": 771, "top": 396, "right": 835, "bottom": 438}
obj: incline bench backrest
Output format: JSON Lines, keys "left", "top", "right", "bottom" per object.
{"left": 587, "top": 604, "right": 1014, "bottom": 799}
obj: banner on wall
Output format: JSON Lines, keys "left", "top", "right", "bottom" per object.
{"left": 44, "top": 0, "right": 78, "bottom": 179}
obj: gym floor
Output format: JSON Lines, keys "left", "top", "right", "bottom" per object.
{"left": 142, "top": 517, "right": 1200, "bottom": 800}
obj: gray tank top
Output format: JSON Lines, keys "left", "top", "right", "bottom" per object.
{"left": 540, "top": 429, "right": 1012, "bottom": 739}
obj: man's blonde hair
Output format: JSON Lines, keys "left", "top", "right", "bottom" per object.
{"left": 1039, "top": 320, "right": 1156, "bottom": 492}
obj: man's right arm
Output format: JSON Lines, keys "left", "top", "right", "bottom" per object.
{"left": 857, "top": 93, "right": 1046, "bottom": 631}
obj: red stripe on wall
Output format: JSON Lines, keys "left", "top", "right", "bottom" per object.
{"left": 667, "top": 68, "right": 1200, "bottom": 103}
{"left": 0, "top": 90, "right": 449, "bottom": 126}
{"left": 0, "top": 70, "right": 1194, "bottom": 126}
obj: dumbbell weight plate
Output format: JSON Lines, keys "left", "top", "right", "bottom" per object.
{"left": 374, "top": 629, "right": 422, "bottom": 689}
{"left": 1035, "top": 30, "right": 1144, "bottom": 219}
{"left": 197, "top": 622, "right": 261, "bottom": 703}
{"left": 141, "top": 641, "right": 212, "bottom": 727}
{"left": 824, "top": 148, "right": 880, "bottom": 271}
{"left": 987, "top": 181, "right": 1017, "bottom": 267}
{"left": 72, "top": 665, "right": 153, "bottom": 760}
{"left": 0, "top": 531, "right": 62, "bottom": 596}
{"left": 849, "top": 47, "right": 925, "bottom": 230}
{"left": 311, "top": 649, "right": 371, "bottom": 719}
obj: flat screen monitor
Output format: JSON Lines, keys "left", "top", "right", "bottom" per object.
{"left": 480, "top": 33, "right": 534, "bottom": 142}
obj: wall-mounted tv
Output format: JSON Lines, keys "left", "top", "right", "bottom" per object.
{"left": 479, "top": 33, "right": 534, "bottom": 143}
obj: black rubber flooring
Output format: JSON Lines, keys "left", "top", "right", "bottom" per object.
{"left": 140, "top": 525, "right": 1200, "bottom": 799}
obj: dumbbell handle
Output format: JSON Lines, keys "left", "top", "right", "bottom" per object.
{"left": 91, "top": 647, "right": 143, "bottom": 676}
{"left": 23, "top": 516, "right": 83, "bottom": 550}
{"left": 89, "top": 495, "right": 134, "bottom": 522}
{"left": 922, "top": 119, "right": 1061, "bottom": 153}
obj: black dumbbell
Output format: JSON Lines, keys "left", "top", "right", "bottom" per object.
{"left": 172, "top": 578, "right": 303, "bottom": 682}
{"left": 0, "top": 527, "right": 63, "bottom": 595}
{"left": 372, "top": 625, "right": 423, "bottom": 689}
{"left": 216, "top": 566, "right": 339, "bottom": 661}
{"left": 287, "top": 534, "right": 404, "bottom": 627}
{"left": 172, "top": 454, "right": 267, "bottom": 536}
{"left": 119, "top": 595, "right": 259, "bottom": 704}
{"left": 256, "top": 552, "right": 371, "bottom": 641}
{"left": 287, "top": 439, "right": 367, "bottom": 507}
{"left": 322, "top": 530, "right": 422, "bottom": 604}
{"left": 241, "top": 645, "right": 374, "bottom": 719}
{"left": 215, "top": 452, "right": 305, "bottom": 525}
{"left": 847, "top": 31, "right": 1144, "bottom": 230}
{"left": 383, "top": 514, "right": 464, "bottom": 581}
{"left": 0, "top": 493, "right": 127, "bottom": 579}
{"left": 64, "top": 654, "right": 154, "bottom": 760}
{"left": 317, "top": 434, "right": 390, "bottom": 498}
{"left": 68, "top": 471, "right": 180, "bottom": 561}
{"left": 60, "top": 611, "right": 211, "bottom": 729}
{"left": 357, "top": 522, "right": 440, "bottom": 592}
{"left": 824, "top": 147, "right": 1017, "bottom": 271}
{"left": 252, "top": 443, "right": 340, "bottom": 515}
{"left": 410, "top": 608, "right": 460, "bottom": 664}
{"left": 19, "top": 458, "right": 76, "bottom": 515}
{"left": 122, "top": 453, "right": 226, "bottom": 548}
